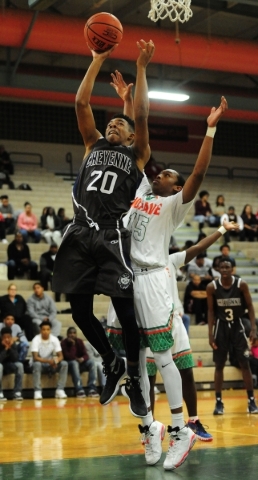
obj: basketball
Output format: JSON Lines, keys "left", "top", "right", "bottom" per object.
{"left": 84, "top": 12, "right": 123, "bottom": 53}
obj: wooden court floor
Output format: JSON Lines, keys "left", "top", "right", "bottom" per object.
{"left": 0, "top": 390, "right": 258, "bottom": 479}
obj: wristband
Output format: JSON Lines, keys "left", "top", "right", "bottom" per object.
{"left": 206, "top": 126, "right": 216, "bottom": 138}
{"left": 218, "top": 226, "right": 226, "bottom": 235}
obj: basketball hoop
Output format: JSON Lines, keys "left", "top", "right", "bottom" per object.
{"left": 148, "top": 0, "right": 193, "bottom": 23}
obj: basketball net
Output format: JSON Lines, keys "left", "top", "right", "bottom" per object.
{"left": 148, "top": 0, "right": 193, "bottom": 23}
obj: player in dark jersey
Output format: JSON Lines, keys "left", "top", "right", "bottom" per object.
{"left": 52, "top": 40, "right": 155, "bottom": 418}
{"left": 207, "top": 258, "right": 258, "bottom": 414}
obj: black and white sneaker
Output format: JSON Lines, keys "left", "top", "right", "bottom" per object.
{"left": 121, "top": 377, "right": 148, "bottom": 418}
{"left": 100, "top": 357, "right": 126, "bottom": 405}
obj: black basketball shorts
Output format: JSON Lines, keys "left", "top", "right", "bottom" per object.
{"left": 52, "top": 223, "right": 133, "bottom": 297}
{"left": 213, "top": 318, "right": 250, "bottom": 365}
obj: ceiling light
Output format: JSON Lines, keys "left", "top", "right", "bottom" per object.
{"left": 148, "top": 91, "right": 189, "bottom": 102}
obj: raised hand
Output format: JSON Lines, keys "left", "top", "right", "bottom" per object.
{"left": 222, "top": 219, "right": 239, "bottom": 231}
{"left": 88, "top": 44, "right": 117, "bottom": 61}
{"left": 136, "top": 39, "right": 155, "bottom": 68}
{"left": 207, "top": 96, "right": 228, "bottom": 127}
{"left": 110, "top": 70, "right": 134, "bottom": 102}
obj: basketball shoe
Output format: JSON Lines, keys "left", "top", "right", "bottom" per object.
{"left": 100, "top": 357, "right": 126, "bottom": 405}
{"left": 213, "top": 400, "right": 224, "bottom": 415}
{"left": 163, "top": 425, "right": 196, "bottom": 470}
{"left": 187, "top": 419, "right": 213, "bottom": 441}
{"left": 121, "top": 377, "right": 148, "bottom": 417}
{"left": 248, "top": 398, "right": 258, "bottom": 414}
{"left": 138, "top": 421, "right": 165, "bottom": 465}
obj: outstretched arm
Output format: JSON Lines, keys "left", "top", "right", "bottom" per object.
{"left": 185, "top": 220, "right": 239, "bottom": 264}
{"left": 110, "top": 70, "right": 134, "bottom": 120}
{"left": 75, "top": 46, "right": 116, "bottom": 156}
{"left": 182, "top": 96, "right": 228, "bottom": 204}
{"left": 133, "top": 39, "right": 155, "bottom": 172}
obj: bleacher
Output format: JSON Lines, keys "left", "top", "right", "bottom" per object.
{"left": 1, "top": 164, "right": 258, "bottom": 395}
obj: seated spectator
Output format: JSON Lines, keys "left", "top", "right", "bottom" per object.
{"left": 6, "top": 232, "right": 38, "bottom": 280}
{"left": 57, "top": 208, "right": 72, "bottom": 231}
{"left": 0, "top": 145, "right": 14, "bottom": 175}
{"left": 0, "top": 147, "right": 14, "bottom": 190}
{"left": 240, "top": 204, "right": 258, "bottom": 242}
{"left": 212, "top": 244, "right": 236, "bottom": 275}
{"left": 0, "top": 195, "right": 15, "bottom": 234}
{"left": 0, "top": 283, "right": 35, "bottom": 341}
{"left": 0, "top": 315, "right": 29, "bottom": 363}
{"left": 169, "top": 235, "right": 180, "bottom": 254}
{"left": 0, "top": 326, "right": 24, "bottom": 401}
{"left": 84, "top": 340, "right": 106, "bottom": 391}
{"left": 183, "top": 274, "right": 208, "bottom": 325}
{"left": 0, "top": 211, "right": 7, "bottom": 243}
{"left": 40, "top": 207, "right": 62, "bottom": 247}
{"left": 26, "top": 282, "right": 61, "bottom": 338}
{"left": 212, "top": 195, "right": 226, "bottom": 227}
{"left": 187, "top": 253, "right": 213, "bottom": 285}
{"left": 17, "top": 202, "right": 41, "bottom": 243}
{"left": 193, "top": 190, "right": 216, "bottom": 230}
{"left": 31, "top": 321, "right": 68, "bottom": 400}
{"left": 61, "top": 327, "right": 99, "bottom": 398}
{"left": 39, "top": 242, "right": 57, "bottom": 290}
{"left": 220, "top": 206, "right": 244, "bottom": 243}
{"left": 208, "top": 257, "right": 221, "bottom": 280}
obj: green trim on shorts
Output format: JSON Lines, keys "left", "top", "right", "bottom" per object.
{"left": 146, "top": 358, "right": 157, "bottom": 376}
{"left": 173, "top": 351, "right": 195, "bottom": 370}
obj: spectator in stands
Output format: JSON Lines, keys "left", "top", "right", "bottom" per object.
{"left": 40, "top": 207, "right": 62, "bottom": 247}
{"left": 0, "top": 326, "right": 24, "bottom": 401}
{"left": 169, "top": 235, "right": 180, "bottom": 254}
{"left": 31, "top": 320, "right": 68, "bottom": 400}
{"left": 194, "top": 190, "right": 216, "bottom": 230}
{"left": 213, "top": 244, "right": 236, "bottom": 275}
{"left": 0, "top": 283, "right": 35, "bottom": 341}
{"left": 187, "top": 253, "right": 213, "bottom": 285}
{"left": 17, "top": 202, "right": 41, "bottom": 243}
{"left": 0, "top": 315, "right": 29, "bottom": 362}
{"left": 212, "top": 195, "right": 226, "bottom": 227}
{"left": 183, "top": 274, "right": 208, "bottom": 325}
{"left": 61, "top": 327, "right": 99, "bottom": 398}
{"left": 6, "top": 232, "right": 38, "bottom": 280}
{"left": 39, "top": 243, "right": 58, "bottom": 291}
{"left": 220, "top": 206, "right": 244, "bottom": 243}
{"left": 84, "top": 340, "right": 106, "bottom": 390}
{"left": 0, "top": 211, "right": 7, "bottom": 243}
{"left": 0, "top": 195, "right": 15, "bottom": 234}
{"left": 208, "top": 257, "right": 221, "bottom": 280}
{"left": 240, "top": 204, "right": 258, "bottom": 242}
{"left": 0, "top": 145, "right": 14, "bottom": 175}
{"left": 57, "top": 208, "right": 72, "bottom": 231}
{"left": 26, "top": 282, "right": 61, "bottom": 338}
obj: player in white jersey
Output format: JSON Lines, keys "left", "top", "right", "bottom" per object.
{"left": 109, "top": 73, "right": 228, "bottom": 469}
{"left": 146, "top": 219, "right": 239, "bottom": 442}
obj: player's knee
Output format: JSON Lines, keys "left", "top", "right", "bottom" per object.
{"left": 239, "top": 359, "right": 250, "bottom": 370}
{"left": 180, "top": 367, "right": 194, "bottom": 382}
{"left": 215, "top": 363, "right": 225, "bottom": 371}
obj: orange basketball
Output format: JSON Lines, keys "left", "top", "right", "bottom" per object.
{"left": 84, "top": 12, "right": 123, "bottom": 53}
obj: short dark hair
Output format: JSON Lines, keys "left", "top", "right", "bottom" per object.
{"left": 228, "top": 206, "right": 235, "bottom": 211}
{"left": 33, "top": 282, "right": 43, "bottom": 289}
{"left": 111, "top": 114, "right": 135, "bottom": 132}
{"left": 196, "top": 253, "right": 205, "bottom": 259}
{"left": 24, "top": 201, "right": 31, "bottom": 207}
{"left": 0, "top": 195, "right": 8, "bottom": 200}
{"left": 67, "top": 327, "right": 76, "bottom": 335}
{"left": 174, "top": 173, "right": 185, "bottom": 188}
{"left": 220, "top": 244, "right": 230, "bottom": 252}
{"left": 1, "top": 326, "right": 12, "bottom": 336}
{"left": 199, "top": 190, "right": 209, "bottom": 199}
{"left": 40, "top": 320, "right": 52, "bottom": 329}
{"left": 218, "top": 256, "right": 234, "bottom": 267}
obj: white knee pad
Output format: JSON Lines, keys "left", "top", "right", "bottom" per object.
{"left": 153, "top": 350, "right": 182, "bottom": 410}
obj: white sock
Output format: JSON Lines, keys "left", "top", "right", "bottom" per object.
{"left": 172, "top": 413, "right": 185, "bottom": 430}
{"left": 142, "top": 411, "right": 154, "bottom": 427}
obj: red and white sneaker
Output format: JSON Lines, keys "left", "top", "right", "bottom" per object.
{"left": 139, "top": 420, "right": 165, "bottom": 465}
{"left": 163, "top": 425, "right": 196, "bottom": 470}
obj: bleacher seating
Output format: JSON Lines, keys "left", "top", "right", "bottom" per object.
{"left": 1, "top": 163, "right": 258, "bottom": 394}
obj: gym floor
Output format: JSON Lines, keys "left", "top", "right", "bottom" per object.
{"left": 0, "top": 390, "right": 257, "bottom": 479}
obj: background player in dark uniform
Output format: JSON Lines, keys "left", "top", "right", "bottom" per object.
{"left": 207, "top": 258, "right": 258, "bottom": 415}
{"left": 52, "top": 40, "right": 155, "bottom": 417}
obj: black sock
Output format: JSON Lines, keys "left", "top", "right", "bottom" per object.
{"left": 216, "top": 392, "right": 222, "bottom": 402}
{"left": 102, "top": 350, "right": 116, "bottom": 366}
{"left": 247, "top": 390, "right": 254, "bottom": 401}
{"left": 127, "top": 364, "right": 139, "bottom": 378}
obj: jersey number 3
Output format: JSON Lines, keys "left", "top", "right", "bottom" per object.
{"left": 87, "top": 170, "right": 118, "bottom": 194}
